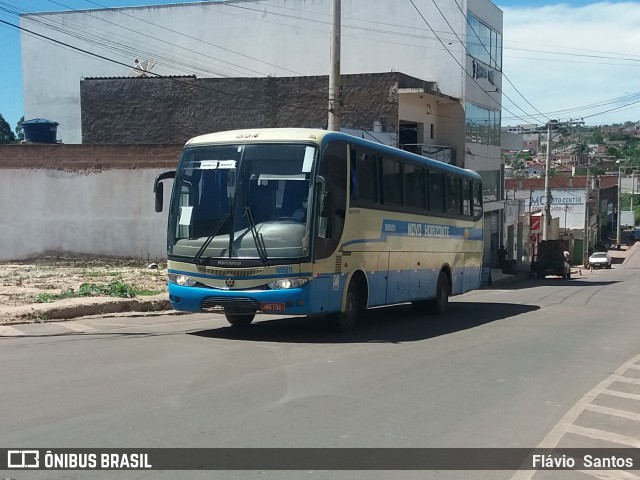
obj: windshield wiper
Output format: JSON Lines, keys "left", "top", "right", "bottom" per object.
{"left": 244, "top": 206, "right": 268, "bottom": 265}
{"left": 194, "top": 213, "right": 230, "bottom": 266}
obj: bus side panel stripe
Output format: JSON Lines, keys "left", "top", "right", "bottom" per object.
{"left": 341, "top": 219, "right": 483, "bottom": 248}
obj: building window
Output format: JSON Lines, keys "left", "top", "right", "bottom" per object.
{"left": 478, "top": 170, "right": 500, "bottom": 203}
{"left": 467, "top": 12, "right": 502, "bottom": 70}
{"left": 465, "top": 103, "right": 501, "bottom": 146}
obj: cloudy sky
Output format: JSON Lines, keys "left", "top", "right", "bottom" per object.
{"left": 1, "top": 0, "right": 639, "bottom": 132}
{"left": 499, "top": 1, "right": 640, "bottom": 127}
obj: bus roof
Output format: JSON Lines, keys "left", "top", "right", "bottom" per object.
{"left": 185, "top": 128, "right": 481, "bottom": 180}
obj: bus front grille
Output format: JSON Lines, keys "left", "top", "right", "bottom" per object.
{"left": 201, "top": 297, "right": 259, "bottom": 314}
{"left": 196, "top": 266, "right": 264, "bottom": 277}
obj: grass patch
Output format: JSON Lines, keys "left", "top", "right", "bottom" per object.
{"left": 34, "top": 281, "right": 162, "bottom": 303}
{"left": 83, "top": 271, "right": 120, "bottom": 278}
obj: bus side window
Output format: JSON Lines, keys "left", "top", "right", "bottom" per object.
{"left": 463, "top": 179, "right": 472, "bottom": 216}
{"left": 349, "top": 149, "right": 359, "bottom": 201}
{"left": 446, "top": 175, "right": 462, "bottom": 215}
{"left": 350, "top": 149, "right": 378, "bottom": 206}
{"left": 404, "top": 163, "right": 426, "bottom": 210}
{"left": 428, "top": 170, "right": 444, "bottom": 213}
{"left": 473, "top": 180, "right": 483, "bottom": 218}
{"left": 382, "top": 157, "right": 403, "bottom": 206}
{"left": 316, "top": 141, "right": 347, "bottom": 260}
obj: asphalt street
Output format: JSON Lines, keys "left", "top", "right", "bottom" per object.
{"left": 1, "top": 251, "right": 639, "bottom": 480}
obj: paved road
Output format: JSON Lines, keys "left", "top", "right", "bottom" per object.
{"left": 1, "top": 253, "right": 639, "bottom": 480}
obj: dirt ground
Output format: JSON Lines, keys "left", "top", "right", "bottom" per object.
{"left": 0, "top": 257, "right": 168, "bottom": 308}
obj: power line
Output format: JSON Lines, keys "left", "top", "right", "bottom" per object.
{"left": 502, "top": 92, "right": 640, "bottom": 121}
{"left": 78, "top": 0, "right": 305, "bottom": 76}
{"left": 407, "top": 0, "right": 539, "bottom": 126}
{"left": 28, "top": 0, "right": 271, "bottom": 77}
{"left": 0, "top": 17, "right": 327, "bottom": 115}
{"left": 447, "top": 0, "right": 551, "bottom": 124}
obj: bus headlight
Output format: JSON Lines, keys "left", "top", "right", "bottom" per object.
{"left": 267, "top": 278, "right": 309, "bottom": 289}
{"left": 168, "top": 273, "right": 197, "bottom": 287}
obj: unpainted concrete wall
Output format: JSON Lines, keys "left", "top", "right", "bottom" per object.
{"left": 0, "top": 144, "right": 181, "bottom": 261}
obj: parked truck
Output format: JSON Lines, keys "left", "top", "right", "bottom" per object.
{"left": 531, "top": 240, "right": 571, "bottom": 279}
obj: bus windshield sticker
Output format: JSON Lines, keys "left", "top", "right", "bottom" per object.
{"left": 302, "top": 147, "right": 315, "bottom": 173}
{"left": 199, "top": 160, "right": 237, "bottom": 170}
{"left": 178, "top": 206, "right": 193, "bottom": 226}
{"left": 258, "top": 174, "right": 306, "bottom": 182}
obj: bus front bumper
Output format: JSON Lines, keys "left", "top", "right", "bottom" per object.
{"left": 168, "top": 283, "right": 314, "bottom": 316}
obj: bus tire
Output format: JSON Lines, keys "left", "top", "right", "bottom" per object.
{"left": 428, "top": 272, "right": 449, "bottom": 315}
{"left": 225, "top": 312, "right": 255, "bottom": 327}
{"left": 330, "top": 281, "right": 359, "bottom": 332}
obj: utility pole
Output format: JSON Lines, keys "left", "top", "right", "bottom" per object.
{"left": 583, "top": 159, "right": 590, "bottom": 266}
{"left": 542, "top": 119, "right": 584, "bottom": 242}
{"left": 543, "top": 121, "right": 554, "bottom": 241}
{"left": 616, "top": 160, "right": 625, "bottom": 247}
{"left": 327, "top": 0, "right": 341, "bottom": 131}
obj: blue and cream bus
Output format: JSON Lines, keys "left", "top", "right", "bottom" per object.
{"left": 154, "top": 128, "right": 483, "bottom": 331}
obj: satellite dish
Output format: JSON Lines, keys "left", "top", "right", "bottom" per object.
{"left": 127, "top": 58, "right": 156, "bottom": 77}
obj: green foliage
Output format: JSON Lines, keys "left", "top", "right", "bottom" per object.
{"left": 606, "top": 146, "right": 622, "bottom": 158}
{"left": 589, "top": 131, "right": 604, "bottom": 144}
{"left": 15, "top": 116, "right": 24, "bottom": 142}
{"left": 511, "top": 158, "right": 525, "bottom": 171}
{"left": 0, "top": 114, "right": 16, "bottom": 144}
{"left": 621, "top": 139, "right": 640, "bottom": 164}
{"left": 515, "top": 151, "right": 532, "bottom": 161}
{"left": 34, "top": 280, "right": 162, "bottom": 303}
{"left": 609, "top": 132, "right": 630, "bottom": 142}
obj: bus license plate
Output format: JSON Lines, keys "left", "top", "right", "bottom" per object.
{"left": 260, "top": 302, "right": 285, "bottom": 312}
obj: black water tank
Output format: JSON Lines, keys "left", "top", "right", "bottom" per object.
{"left": 23, "top": 118, "right": 59, "bottom": 143}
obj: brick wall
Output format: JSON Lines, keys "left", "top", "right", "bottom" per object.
{"left": 0, "top": 144, "right": 183, "bottom": 170}
{"left": 80, "top": 73, "right": 403, "bottom": 144}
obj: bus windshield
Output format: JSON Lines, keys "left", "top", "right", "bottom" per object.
{"left": 168, "top": 142, "right": 317, "bottom": 264}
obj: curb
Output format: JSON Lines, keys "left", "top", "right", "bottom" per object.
{"left": 0, "top": 294, "right": 171, "bottom": 326}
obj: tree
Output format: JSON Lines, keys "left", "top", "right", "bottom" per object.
{"left": 606, "top": 146, "right": 621, "bottom": 158}
{"left": 15, "top": 116, "right": 24, "bottom": 142}
{"left": 511, "top": 157, "right": 525, "bottom": 171}
{"left": 573, "top": 142, "right": 589, "bottom": 165}
{"left": 0, "top": 114, "right": 16, "bottom": 144}
{"left": 589, "top": 130, "right": 604, "bottom": 144}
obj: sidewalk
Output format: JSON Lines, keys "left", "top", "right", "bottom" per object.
{"left": 0, "top": 293, "right": 171, "bottom": 325}
{"left": 1, "top": 243, "right": 637, "bottom": 325}
{"left": 488, "top": 240, "right": 640, "bottom": 287}
{"left": 0, "top": 258, "right": 171, "bottom": 325}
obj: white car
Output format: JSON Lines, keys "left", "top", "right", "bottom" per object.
{"left": 588, "top": 252, "right": 612, "bottom": 269}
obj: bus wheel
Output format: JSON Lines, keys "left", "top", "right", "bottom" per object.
{"left": 330, "top": 281, "right": 359, "bottom": 332}
{"left": 225, "top": 312, "right": 255, "bottom": 327}
{"left": 428, "top": 272, "right": 449, "bottom": 315}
